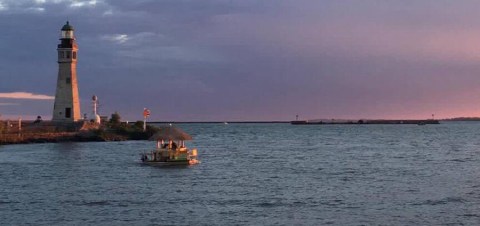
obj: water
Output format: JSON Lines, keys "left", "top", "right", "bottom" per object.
{"left": 1, "top": 122, "right": 480, "bottom": 225}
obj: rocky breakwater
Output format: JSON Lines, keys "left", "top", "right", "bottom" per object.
{"left": 0, "top": 120, "right": 159, "bottom": 145}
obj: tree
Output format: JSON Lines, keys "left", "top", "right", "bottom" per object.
{"left": 109, "top": 112, "right": 121, "bottom": 124}
{"left": 133, "top": 121, "right": 144, "bottom": 129}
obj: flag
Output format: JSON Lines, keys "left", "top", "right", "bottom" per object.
{"left": 143, "top": 108, "right": 150, "bottom": 117}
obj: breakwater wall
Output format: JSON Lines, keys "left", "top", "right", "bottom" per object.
{"left": 0, "top": 132, "right": 88, "bottom": 145}
{"left": 291, "top": 120, "right": 440, "bottom": 125}
{"left": 0, "top": 120, "right": 101, "bottom": 145}
{"left": 0, "top": 120, "right": 158, "bottom": 145}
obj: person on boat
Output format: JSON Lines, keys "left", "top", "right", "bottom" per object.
{"left": 152, "top": 151, "right": 156, "bottom": 161}
{"left": 162, "top": 140, "right": 168, "bottom": 148}
{"left": 168, "top": 140, "right": 178, "bottom": 150}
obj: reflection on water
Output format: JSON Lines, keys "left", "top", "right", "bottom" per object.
{"left": 1, "top": 122, "right": 480, "bottom": 225}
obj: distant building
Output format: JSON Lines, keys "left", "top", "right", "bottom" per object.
{"left": 52, "top": 21, "right": 81, "bottom": 122}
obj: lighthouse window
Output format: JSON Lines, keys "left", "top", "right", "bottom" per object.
{"left": 73, "top": 52, "right": 77, "bottom": 59}
{"left": 66, "top": 51, "right": 71, "bottom": 59}
{"left": 66, "top": 77, "right": 71, "bottom": 84}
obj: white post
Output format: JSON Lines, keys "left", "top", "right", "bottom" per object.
{"left": 93, "top": 100, "right": 97, "bottom": 116}
{"left": 18, "top": 117, "right": 22, "bottom": 132}
{"left": 143, "top": 108, "right": 150, "bottom": 132}
{"left": 143, "top": 116, "right": 146, "bottom": 132}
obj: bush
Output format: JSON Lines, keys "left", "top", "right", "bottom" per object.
{"left": 133, "top": 121, "right": 144, "bottom": 129}
{"left": 145, "top": 125, "right": 159, "bottom": 136}
{"left": 109, "top": 112, "right": 121, "bottom": 124}
{"left": 91, "top": 118, "right": 159, "bottom": 141}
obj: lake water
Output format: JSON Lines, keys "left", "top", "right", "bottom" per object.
{"left": 1, "top": 122, "right": 480, "bottom": 225}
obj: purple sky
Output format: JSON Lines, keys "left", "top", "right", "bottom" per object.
{"left": 1, "top": 0, "right": 480, "bottom": 121}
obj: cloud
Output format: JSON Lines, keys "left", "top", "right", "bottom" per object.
{"left": 102, "top": 8, "right": 112, "bottom": 15}
{"left": 0, "top": 0, "right": 105, "bottom": 13}
{"left": 96, "top": 31, "right": 221, "bottom": 63}
{"left": 70, "top": 0, "right": 97, "bottom": 8}
{"left": 100, "top": 32, "right": 160, "bottom": 45}
{"left": 0, "top": 2, "right": 7, "bottom": 11}
{"left": 101, "top": 34, "right": 129, "bottom": 44}
{"left": 0, "top": 103, "right": 19, "bottom": 106}
{"left": 26, "top": 6, "right": 45, "bottom": 12}
{"left": 0, "top": 92, "right": 54, "bottom": 100}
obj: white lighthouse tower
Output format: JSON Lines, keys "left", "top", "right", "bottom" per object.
{"left": 52, "top": 21, "right": 81, "bottom": 122}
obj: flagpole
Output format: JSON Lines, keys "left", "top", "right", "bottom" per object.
{"left": 143, "top": 108, "right": 150, "bottom": 132}
{"left": 143, "top": 115, "right": 146, "bottom": 132}
{"left": 18, "top": 117, "right": 22, "bottom": 133}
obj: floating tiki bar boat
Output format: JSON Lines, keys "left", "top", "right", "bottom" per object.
{"left": 141, "top": 126, "right": 199, "bottom": 166}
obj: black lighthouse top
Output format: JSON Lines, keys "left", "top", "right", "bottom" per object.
{"left": 61, "top": 21, "right": 74, "bottom": 31}
{"left": 58, "top": 21, "right": 76, "bottom": 48}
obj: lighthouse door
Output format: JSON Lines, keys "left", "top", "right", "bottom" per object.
{"left": 65, "top": 108, "right": 71, "bottom": 118}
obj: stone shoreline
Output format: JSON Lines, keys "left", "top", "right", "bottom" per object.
{"left": 0, "top": 130, "right": 152, "bottom": 145}
{"left": 0, "top": 120, "right": 158, "bottom": 145}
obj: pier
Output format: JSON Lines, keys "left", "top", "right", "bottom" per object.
{"left": 291, "top": 119, "right": 440, "bottom": 125}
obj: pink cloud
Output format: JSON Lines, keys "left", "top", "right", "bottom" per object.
{"left": 0, "top": 92, "right": 54, "bottom": 100}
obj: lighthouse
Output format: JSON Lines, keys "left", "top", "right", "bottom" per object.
{"left": 52, "top": 21, "right": 81, "bottom": 122}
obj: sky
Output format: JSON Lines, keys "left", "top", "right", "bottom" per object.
{"left": 1, "top": 0, "right": 480, "bottom": 121}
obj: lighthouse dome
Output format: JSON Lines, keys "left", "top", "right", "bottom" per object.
{"left": 61, "top": 21, "right": 74, "bottom": 31}
{"left": 93, "top": 114, "right": 101, "bottom": 124}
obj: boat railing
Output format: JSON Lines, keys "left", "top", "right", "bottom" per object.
{"left": 141, "top": 147, "right": 198, "bottom": 161}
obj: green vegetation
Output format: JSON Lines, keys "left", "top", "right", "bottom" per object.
{"left": 94, "top": 113, "right": 159, "bottom": 141}
{"left": 109, "top": 112, "right": 121, "bottom": 124}
{"left": 0, "top": 112, "right": 160, "bottom": 145}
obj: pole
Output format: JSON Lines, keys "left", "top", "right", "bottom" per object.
{"left": 143, "top": 116, "right": 146, "bottom": 132}
{"left": 93, "top": 99, "right": 97, "bottom": 116}
{"left": 18, "top": 117, "right": 22, "bottom": 132}
{"left": 143, "top": 108, "right": 150, "bottom": 132}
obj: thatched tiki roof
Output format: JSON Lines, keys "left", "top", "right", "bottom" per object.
{"left": 149, "top": 126, "right": 193, "bottom": 141}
